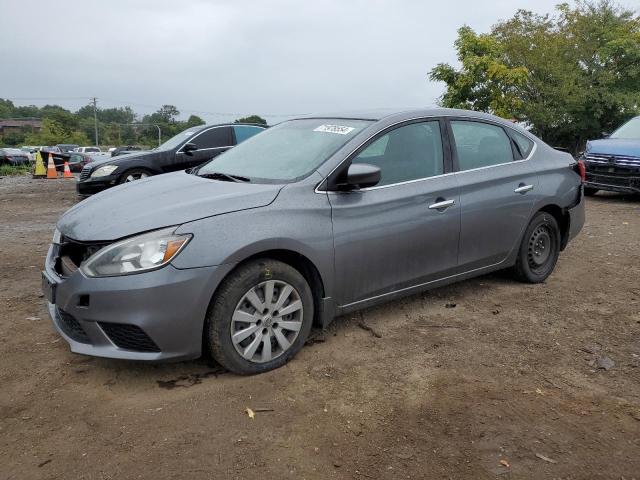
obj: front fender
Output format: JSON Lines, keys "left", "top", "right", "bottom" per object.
{"left": 171, "top": 182, "right": 335, "bottom": 299}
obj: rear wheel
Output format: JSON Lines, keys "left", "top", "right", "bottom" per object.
{"left": 584, "top": 186, "right": 598, "bottom": 196}
{"left": 512, "top": 212, "right": 561, "bottom": 283}
{"left": 206, "top": 259, "right": 314, "bottom": 375}
{"left": 118, "top": 169, "right": 151, "bottom": 184}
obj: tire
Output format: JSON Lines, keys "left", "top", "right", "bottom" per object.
{"left": 584, "top": 187, "right": 598, "bottom": 196}
{"left": 206, "top": 259, "right": 314, "bottom": 375}
{"left": 512, "top": 212, "right": 561, "bottom": 283}
{"left": 118, "top": 168, "right": 151, "bottom": 184}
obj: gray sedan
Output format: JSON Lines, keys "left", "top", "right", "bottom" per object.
{"left": 42, "top": 108, "right": 585, "bottom": 374}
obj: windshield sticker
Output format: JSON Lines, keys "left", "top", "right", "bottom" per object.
{"left": 314, "top": 124, "right": 355, "bottom": 135}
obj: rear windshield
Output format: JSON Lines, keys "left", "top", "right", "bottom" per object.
{"left": 198, "top": 119, "right": 372, "bottom": 182}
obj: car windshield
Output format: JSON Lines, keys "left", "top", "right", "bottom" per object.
{"left": 197, "top": 118, "right": 372, "bottom": 182}
{"left": 156, "top": 126, "right": 202, "bottom": 151}
{"left": 610, "top": 117, "right": 640, "bottom": 140}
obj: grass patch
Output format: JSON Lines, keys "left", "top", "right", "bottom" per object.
{"left": 0, "top": 164, "right": 32, "bottom": 176}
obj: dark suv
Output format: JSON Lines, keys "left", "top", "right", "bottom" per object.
{"left": 77, "top": 123, "right": 266, "bottom": 195}
{"left": 582, "top": 116, "right": 640, "bottom": 195}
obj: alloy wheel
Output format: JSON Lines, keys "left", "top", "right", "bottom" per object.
{"left": 230, "top": 280, "right": 303, "bottom": 363}
{"left": 124, "top": 172, "right": 148, "bottom": 182}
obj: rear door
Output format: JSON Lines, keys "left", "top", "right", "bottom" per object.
{"left": 328, "top": 119, "right": 461, "bottom": 306}
{"left": 175, "top": 126, "right": 233, "bottom": 169}
{"left": 449, "top": 119, "right": 538, "bottom": 271}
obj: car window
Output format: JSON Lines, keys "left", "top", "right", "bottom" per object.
{"left": 233, "top": 126, "right": 264, "bottom": 144}
{"left": 510, "top": 130, "right": 534, "bottom": 158}
{"left": 189, "top": 127, "right": 232, "bottom": 150}
{"left": 451, "top": 121, "right": 514, "bottom": 171}
{"left": 351, "top": 121, "right": 444, "bottom": 186}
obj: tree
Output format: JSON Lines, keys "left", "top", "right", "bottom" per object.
{"left": 429, "top": 1, "right": 640, "bottom": 153}
{"left": 24, "top": 118, "right": 90, "bottom": 146}
{"left": 185, "top": 114, "right": 205, "bottom": 128}
{"left": 235, "top": 115, "right": 267, "bottom": 125}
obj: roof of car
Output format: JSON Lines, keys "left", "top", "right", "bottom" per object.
{"left": 297, "top": 107, "right": 507, "bottom": 122}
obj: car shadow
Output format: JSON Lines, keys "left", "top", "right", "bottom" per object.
{"left": 586, "top": 191, "right": 640, "bottom": 204}
{"left": 79, "top": 270, "right": 514, "bottom": 383}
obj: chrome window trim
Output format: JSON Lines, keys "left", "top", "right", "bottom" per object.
{"left": 315, "top": 114, "right": 537, "bottom": 194}
{"left": 179, "top": 146, "right": 233, "bottom": 153}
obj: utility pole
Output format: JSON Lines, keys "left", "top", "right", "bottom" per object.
{"left": 91, "top": 97, "right": 99, "bottom": 146}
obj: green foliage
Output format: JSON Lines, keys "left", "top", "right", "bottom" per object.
{"left": 0, "top": 164, "right": 31, "bottom": 176}
{"left": 235, "top": 115, "right": 267, "bottom": 125}
{"left": 0, "top": 101, "right": 260, "bottom": 148}
{"left": 1, "top": 131, "right": 26, "bottom": 147}
{"left": 185, "top": 115, "right": 205, "bottom": 128}
{"left": 24, "top": 118, "right": 90, "bottom": 146}
{"left": 430, "top": 0, "right": 640, "bottom": 152}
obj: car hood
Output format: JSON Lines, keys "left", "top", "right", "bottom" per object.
{"left": 58, "top": 171, "right": 283, "bottom": 241}
{"left": 586, "top": 138, "right": 640, "bottom": 157}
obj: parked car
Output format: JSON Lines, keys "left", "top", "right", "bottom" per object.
{"left": 55, "top": 144, "right": 79, "bottom": 153}
{"left": 76, "top": 123, "right": 266, "bottom": 195}
{"left": 110, "top": 145, "right": 143, "bottom": 157}
{"left": 74, "top": 146, "right": 102, "bottom": 154}
{"left": 0, "top": 148, "right": 31, "bottom": 166}
{"left": 42, "top": 108, "right": 584, "bottom": 374}
{"left": 18, "top": 147, "right": 35, "bottom": 162}
{"left": 581, "top": 116, "right": 640, "bottom": 195}
{"left": 67, "top": 152, "right": 109, "bottom": 172}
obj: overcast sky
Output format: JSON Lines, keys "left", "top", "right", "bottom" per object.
{"left": 2, "top": 0, "right": 569, "bottom": 124}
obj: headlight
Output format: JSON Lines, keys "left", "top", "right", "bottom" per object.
{"left": 80, "top": 227, "right": 191, "bottom": 277}
{"left": 52, "top": 228, "right": 62, "bottom": 244}
{"left": 90, "top": 165, "right": 118, "bottom": 178}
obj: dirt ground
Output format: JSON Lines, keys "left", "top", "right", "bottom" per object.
{"left": 1, "top": 176, "right": 639, "bottom": 480}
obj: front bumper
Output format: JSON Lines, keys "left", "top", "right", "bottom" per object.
{"left": 76, "top": 174, "right": 119, "bottom": 195}
{"left": 42, "top": 244, "right": 234, "bottom": 361}
{"left": 585, "top": 172, "right": 640, "bottom": 194}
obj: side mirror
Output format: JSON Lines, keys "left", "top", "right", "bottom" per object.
{"left": 345, "top": 163, "right": 381, "bottom": 189}
{"left": 183, "top": 143, "right": 197, "bottom": 155}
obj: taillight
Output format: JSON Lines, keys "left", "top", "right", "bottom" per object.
{"left": 574, "top": 159, "right": 586, "bottom": 183}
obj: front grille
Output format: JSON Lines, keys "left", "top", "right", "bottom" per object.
{"left": 79, "top": 165, "right": 92, "bottom": 181}
{"left": 99, "top": 322, "right": 160, "bottom": 352}
{"left": 56, "top": 308, "right": 90, "bottom": 343}
{"left": 585, "top": 153, "right": 640, "bottom": 168}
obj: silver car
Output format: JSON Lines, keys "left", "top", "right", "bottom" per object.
{"left": 42, "top": 108, "right": 585, "bottom": 374}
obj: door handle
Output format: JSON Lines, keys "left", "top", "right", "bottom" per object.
{"left": 428, "top": 199, "right": 455, "bottom": 210}
{"left": 514, "top": 184, "right": 534, "bottom": 194}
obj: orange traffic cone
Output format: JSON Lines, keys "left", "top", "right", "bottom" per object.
{"left": 46, "top": 153, "right": 58, "bottom": 179}
{"left": 63, "top": 161, "right": 74, "bottom": 179}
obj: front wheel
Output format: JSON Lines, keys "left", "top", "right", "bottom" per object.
{"left": 118, "top": 169, "right": 151, "bottom": 184}
{"left": 512, "top": 212, "right": 561, "bottom": 283}
{"left": 206, "top": 259, "right": 314, "bottom": 375}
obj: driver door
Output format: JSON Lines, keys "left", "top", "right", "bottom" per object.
{"left": 328, "top": 119, "right": 460, "bottom": 306}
